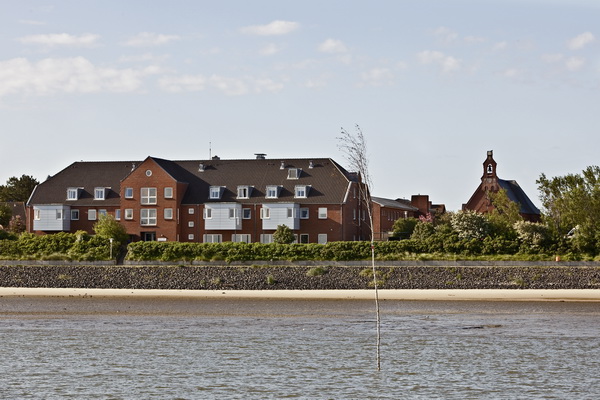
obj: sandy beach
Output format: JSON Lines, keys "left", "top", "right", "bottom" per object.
{"left": 1, "top": 287, "right": 599, "bottom": 301}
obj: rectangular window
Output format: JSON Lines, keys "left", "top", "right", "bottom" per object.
{"left": 209, "top": 186, "right": 221, "bottom": 199}
{"left": 266, "top": 185, "right": 279, "bottom": 199}
{"left": 141, "top": 209, "right": 157, "bottom": 226}
{"left": 260, "top": 234, "right": 273, "bottom": 244}
{"left": 287, "top": 208, "right": 294, "bottom": 218}
{"left": 188, "top": 208, "right": 194, "bottom": 214}
{"left": 164, "top": 208, "right": 173, "bottom": 220}
{"left": 353, "top": 209, "right": 356, "bottom": 220}
{"left": 204, "top": 208, "right": 212, "bottom": 219}
{"left": 299, "top": 234, "right": 309, "bottom": 244}
{"left": 141, "top": 188, "right": 157, "bottom": 205}
{"left": 115, "top": 209, "right": 121, "bottom": 220}
{"left": 318, "top": 234, "right": 327, "bottom": 244}
{"left": 232, "top": 234, "right": 251, "bottom": 243}
{"left": 71, "top": 209, "right": 79, "bottom": 220}
{"left": 188, "top": 234, "right": 195, "bottom": 240}
{"left": 237, "top": 186, "right": 250, "bottom": 199}
{"left": 229, "top": 208, "right": 238, "bottom": 219}
{"left": 287, "top": 168, "right": 300, "bottom": 179}
{"left": 188, "top": 221, "right": 194, "bottom": 228}
{"left": 94, "top": 188, "right": 105, "bottom": 200}
{"left": 300, "top": 208, "right": 309, "bottom": 219}
{"left": 99, "top": 209, "right": 107, "bottom": 217}
{"left": 34, "top": 209, "right": 41, "bottom": 220}
{"left": 88, "top": 209, "right": 97, "bottom": 221}
{"left": 56, "top": 210, "right": 63, "bottom": 220}
{"left": 294, "top": 185, "right": 308, "bottom": 198}
{"left": 203, "top": 234, "right": 222, "bottom": 243}
{"left": 318, "top": 207, "right": 327, "bottom": 219}
{"left": 125, "top": 187, "right": 134, "bottom": 199}
{"left": 125, "top": 209, "right": 133, "bottom": 220}
{"left": 164, "top": 187, "right": 173, "bottom": 199}
{"left": 242, "top": 208, "right": 251, "bottom": 219}
{"left": 67, "top": 188, "right": 78, "bottom": 201}
{"left": 261, "top": 207, "right": 270, "bottom": 219}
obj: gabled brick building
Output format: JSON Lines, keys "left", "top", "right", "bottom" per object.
{"left": 462, "top": 150, "right": 541, "bottom": 222}
{"left": 27, "top": 155, "right": 371, "bottom": 243}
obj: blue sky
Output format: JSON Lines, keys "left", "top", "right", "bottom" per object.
{"left": 1, "top": 0, "right": 599, "bottom": 211}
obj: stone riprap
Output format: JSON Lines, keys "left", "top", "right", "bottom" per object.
{"left": 1, "top": 264, "right": 600, "bottom": 290}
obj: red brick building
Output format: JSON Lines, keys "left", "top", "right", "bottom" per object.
{"left": 27, "top": 155, "right": 371, "bottom": 243}
{"left": 462, "top": 150, "right": 540, "bottom": 222}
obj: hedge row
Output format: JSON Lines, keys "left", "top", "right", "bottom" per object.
{"left": 0, "top": 232, "right": 113, "bottom": 261}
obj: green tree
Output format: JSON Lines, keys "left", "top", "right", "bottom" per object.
{"left": 392, "top": 217, "right": 418, "bottom": 239}
{"left": 0, "top": 203, "right": 11, "bottom": 226}
{"left": 450, "top": 210, "right": 489, "bottom": 240}
{"left": 93, "top": 214, "right": 129, "bottom": 245}
{"left": 537, "top": 166, "right": 600, "bottom": 254}
{"left": 8, "top": 215, "right": 26, "bottom": 234}
{"left": 273, "top": 224, "right": 296, "bottom": 244}
{"left": 0, "top": 175, "right": 39, "bottom": 202}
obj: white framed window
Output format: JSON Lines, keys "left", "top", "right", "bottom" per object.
{"left": 209, "top": 186, "right": 222, "bottom": 199}
{"left": 141, "top": 209, "right": 157, "bottom": 226}
{"left": 141, "top": 188, "right": 157, "bottom": 205}
{"left": 125, "top": 209, "right": 133, "bottom": 220}
{"left": 318, "top": 234, "right": 328, "bottom": 244}
{"left": 88, "top": 209, "right": 97, "bottom": 221}
{"left": 260, "top": 234, "right": 273, "bottom": 244}
{"left": 294, "top": 185, "right": 309, "bottom": 198}
{"left": 300, "top": 208, "right": 309, "bottom": 219}
{"left": 56, "top": 210, "right": 63, "bottom": 220}
{"left": 188, "top": 234, "right": 195, "bottom": 240}
{"left": 242, "top": 208, "right": 251, "bottom": 219}
{"left": 261, "top": 207, "right": 270, "bottom": 219}
{"left": 164, "top": 187, "right": 173, "bottom": 199}
{"left": 67, "top": 188, "right": 78, "bottom": 201}
{"left": 188, "top": 208, "right": 194, "bottom": 214}
{"left": 94, "top": 187, "right": 106, "bottom": 200}
{"left": 299, "top": 234, "right": 309, "bottom": 244}
{"left": 34, "top": 209, "right": 41, "bottom": 220}
{"left": 229, "top": 208, "right": 238, "bottom": 219}
{"left": 99, "top": 209, "right": 107, "bottom": 217}
{"left": 125, "top": 187, "right": 133, "bottom": 199}
{"left": 318, "top": 207, "right": 327, "bottom": 219}
{"left": 266, "top": 185, "right": 279, "bottom": 199}
{"left": 188, "top": 221, "right": 194, "bottom": 228}
{"left": 232, "top": 234, "right": 251, "bottom": 243}
{"left": 71, "top": 209, "right": 79, "bottom": 220}
{"left": 287, "top": 168, "right": 301, "bottom": 179}
{"left": 237, "top": 185, "right": 251, "bottom": 199}
{"left": 164, "top": 208, "right": 173, "bottom": 220}
{"left": 115, "top": 209, "right": 121, "bottom": 220}
{"left": 287, "top": 208, "right": 294, "bottom": 218}
{"left": 203, "top": 234, "right": 222, "bottom": 243}
{"left": 204, "top": 208, "right": 212, "bottom": 219}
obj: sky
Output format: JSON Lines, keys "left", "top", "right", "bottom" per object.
{"left": 1, "top": 0, "right": 599, "bottom": 211}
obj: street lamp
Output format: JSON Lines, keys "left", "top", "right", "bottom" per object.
{"left": 109, "top": 238, "right": 114, "bottom": 259}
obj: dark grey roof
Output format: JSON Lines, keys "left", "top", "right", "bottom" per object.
{"left": 28, "top": 157, "right": 355, "bottom": 206}
{"left": 372, "top": 196, "right": 419, "bottom": 212}
{"left": 498, "top": 179, "right": 540, "bottom": 215}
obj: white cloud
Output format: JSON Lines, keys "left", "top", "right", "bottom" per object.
{"left": 565, "top": 56, "right": 585, "bottom": 71}
{"left": 260, "top": 43, "right": 282, "bottom": 56}
{"left": 542, "top": 53, "right": 564, "bottom": 63}
{"left": 0, "top": 57, "right": 157, "bottom": 97}
{"left": 240, "top": 20, "right": 299, "bottom": 36}
{"left": 118, "top": 53, "right": 170, "bottom": 63}
{"left": 567, "top": 32, "right": 595, "bottom": 50}
{"left": 158, "top": 75, "right": 207, "bottom": 92}
{"left": 493, "top": 41, "right": 508, "bottom": 51}
{"left": 318, "top": 39, "right": 348, "bottom": 54}
{"left": 417, "top": 50, "right": 461, "bottom": 73}
{"left": 158, "top": 74, "right": 283, "bottom": 96}
{"left": 122, "top": 32, "right": 180, "bottom": 47}
{"left": 501, "top": 68, "right": 523, "bottom": 79}
{"left": 433, "top": 27, "right": 458, "bottom": 43}
{"left": 360, "top": 68, "right": 394, "bottom": 86}
{"left": 19, "top": 33, "right": 100, "bottom": 47}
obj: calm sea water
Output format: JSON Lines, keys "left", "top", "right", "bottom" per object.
{"left": 0, "top": 296, "right": 599, "bottom": 399}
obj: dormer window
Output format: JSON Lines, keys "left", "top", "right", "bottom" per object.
{"left": 94, "top": 187, "right": 106, "bottom": 200}
{"left": 237, "top": 185, "right": 252, "bottom": 199}
{"left": 294, "top": 185, "right": 310, "bottom": 198}
{"left": 67, "top": 188, "right": 79, "bottom": 201}
{"left": 287, "top": 168, "right": 301, "bottom": 179}
{"left": 266, "top": 185, "right": 280, "bottom": 199}
{"left": 209, "top": 186, "right": 223, "bottom": 200}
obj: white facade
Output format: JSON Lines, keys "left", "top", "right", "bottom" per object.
{"left": 203, "top": 203, "right": 242, "bottom": 230}
{"left": 261, "top": 203, "right": 300, "bottom": 230}
{"left": 32, "top": 205, "right": 70, "bottom": 231}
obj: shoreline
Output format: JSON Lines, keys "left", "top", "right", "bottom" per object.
{"left": 1, "top": 287, "right": 599, "bottom": 301}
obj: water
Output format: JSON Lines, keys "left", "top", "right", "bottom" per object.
{"left": 1, "top": 297, "right": 599, "bottom": 399}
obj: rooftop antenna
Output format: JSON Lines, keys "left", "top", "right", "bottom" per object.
{"left": 209, "top": 141, "right": 212, "bottom": 160}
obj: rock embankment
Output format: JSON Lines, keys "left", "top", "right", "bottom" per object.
{"left": 1, "top": 264, "right": 600, "bottom": 290}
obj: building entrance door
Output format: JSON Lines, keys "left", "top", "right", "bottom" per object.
{"left": 142, "top": 232, "right": 156, "bottom": 241}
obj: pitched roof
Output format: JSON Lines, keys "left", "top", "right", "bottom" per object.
{"left": 498, "top": 179, "right": 540, "bottom": 215}
{"left": 372, "top": 197, "right": 419, "bottom": 212}
{"left": 28, "top": 157, "right": 355, "bottom": 206}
